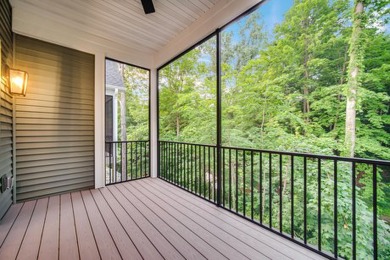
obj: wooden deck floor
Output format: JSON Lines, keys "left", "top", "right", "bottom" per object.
{"left": 0, "top": 178, "right": 325, "bottom": 260}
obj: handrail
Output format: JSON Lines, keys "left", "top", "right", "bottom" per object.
{"left": 159, "top": 140, "right": 390, "bottom": 165}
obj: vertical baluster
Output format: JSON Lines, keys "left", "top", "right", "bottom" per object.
{"left": 204, "top": 146, "right": 206, "bottom": 197}
{"left": 160, "top": 142, "right": 163, "bottom": 179}
{"left": 177, "top": 143, "right": 180, "bottom": 184}
{"left": 170, "top": 142, "right": 172, "bottom": 181}
{"left": 188, "top": 144, "right": 190, "bottom": 190}
{"left": 223, "top": 148, "right": 225, "bottom": 206}
{"left": 208, "top": 146, "right": 211, "bottom": 200}
{"left": 291, "top": 156, "right": 294, "bottom": 238}
{"left": 145, "top": 142, "right": 147, "bottom": 177}
{"left": 260, "top": 152, "right": 263, "bottom": 224}
{"left": 173, "top": 143, "right": 176, "bottom": 184}
{"left": 269, "top": 153, "right": 272, "bottom": 228}
{"left": 373, "top": 164, "right": 377, "bottom": 260}
{"left": 135, "top": 142, "right": 138, "bottom": 179}
{"left": 214, "top": 147, "right": 217, "bottom": 203}
{"left": 164, "top": 143, "right": 166, "bottom": 180}
{"left": 243, "top": 150, "right": 246, "bottom": 217}
{"left": 198, "top": 145, "right": 203, "bottom": 195}
{"left": 126, "top": 142, "right": 128, "bottom": 181}
{"left": 109, "top": 142, "right": 112, "bottom": 184}
{"left": 334, "top": 160, "right": 338, "bottom": 258}
{"left": 318, "top": 158, "right": 322, "bottom": 251}
{"left": 164, "top": 142, "right": 167, "bottom": 178}
{"left": 186, "top": 144, "right": 189, "bottom": 190}
{"left": 182, "top": 143, "right": 184, "bottom": 185}
{"left": 229, "top": 149, "right": 232, "bottom": 210}
{"left": 140, "top": 142, "right": 143, "bottom": 179}
{"left": 131, "top": 142, "right": 133, "bottom": 180}
{"left": 179, "top": 143, "right": 182, "bottom": 185}
{"left": 173, "top": 143, "right": 175, "bottom": 184}
{"left": 120, "top": 142, "right": 123, "bottom": 182}
{"left": 304, "top": 157, "right": 307, "bottom": 244}
{"left": 251, "top": 151, "right": 254, "bottom": 220}
{"left": 195, "top": 145, "right": 197, "bottom": 194}
{"left": 279, "top": 154, "right": 282, "bottom": 232}
{"left": 188, "top": 144, "right": 191, "bottom": 190}
{"left": 170, "top": 143, "right": 172, "bottom": 182}
{"left": 191, "top": 145, "right": 194, "bottom": 192}
{"left": 166, "top": 142, "right": 168, "bottom": 179}
{"left": 186, "top": 144, "right": 189, "bottom": 189}
{"left": 352, "top": 162, "right": 356, "bottom": 260}
{"left": 114, "top": 143, "right": 117, "bottom": 183}
{"left": 236, "top": 149, "right": 239, "bottom": 213}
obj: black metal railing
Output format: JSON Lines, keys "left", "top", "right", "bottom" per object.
{"left": 106, "top": 141, "right": 150, "bottom": 185}
{"left": 159, "top": 141, "right": 217, "bottom": 202}
{"left": 159, "top": 140, "right": 390, "bottom": 260}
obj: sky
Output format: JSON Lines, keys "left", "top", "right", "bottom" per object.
{"left": 223, "top": 0, "right": 293, "bottom": 41}
{"left": 258, "top": 0, "right": 293, "bottom": 35}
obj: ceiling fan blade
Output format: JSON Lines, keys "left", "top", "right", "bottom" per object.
{"left": 141, "top": 0, "right": 155, "bottom": 14}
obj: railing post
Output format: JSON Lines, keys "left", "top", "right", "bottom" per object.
{"left": 216, "top": 29, "right": 222, "bottom": 206}
{"left": 150, "top": 68, "right": 158, "bottom": 178}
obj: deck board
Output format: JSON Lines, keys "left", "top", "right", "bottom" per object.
{"left": 0, "top": 201, "right": 35, "bottom": 260}
{"left": 39, "top": 196, "right": 60, "bottom": 260}
{"left": 71, "top": 192, "right": 100, "bottom": 260}
{"left": 0, "top": 203, "right": 23, "bottom": 246}
{"left": 107, "top": 185, "right": 185, "bottom": 260}
{"left": 136, "top": 180, "right": 281, "bottom": 259}
{"left": 99, "top": 187, "right": 164, "bottom": 260}
{"left": 112, "top": 184, "right": 205, "bottom": 260}
{"left": 0, "top": 178, "right": 325, "bottom": 260}
{"left": 145, "top": 178, "right": 321, "bottom": 259}
{"left": 120, "top": 182, "right": 227, "bottom": 260}
{"left": 131, "top": 180, "right": 266, "bottom": 259}
{"left": 81, "top": 190, "right": 121, "bottom": 260}
{"left": 90, "top": 189, "right": 143, "bottom": 260}
{"left": 17, "top": 198, "right": 48, "bottom": 260}
{"left": 59, "top": 193, "right": 80, "bottom": 260}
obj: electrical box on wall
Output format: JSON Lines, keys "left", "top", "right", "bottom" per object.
{"left": 1, "top": 175, "right": 13, "bottom": 193}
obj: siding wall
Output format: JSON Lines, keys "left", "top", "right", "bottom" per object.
{"left": 0, "top": 0, "right": 13, "bottom": 219}
{"left": 15, "top": 35, "right": 95, "bottom": 201}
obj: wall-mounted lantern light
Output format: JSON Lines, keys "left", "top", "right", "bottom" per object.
{"left": 9, "top": 69, "right": 28, "bottom": 96}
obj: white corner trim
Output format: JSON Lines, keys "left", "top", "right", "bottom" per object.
{"left": 95, "top": 52, "right": 106, "bottom": 188}
{"left": 150, "top": 69, "right": 158, "bottom": 178}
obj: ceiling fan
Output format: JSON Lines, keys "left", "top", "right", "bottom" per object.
{"left": 141, "top": 0, "right": 155, "bottom": 14}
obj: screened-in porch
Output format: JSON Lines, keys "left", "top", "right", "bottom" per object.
{"left": 1, "top": 0, "right": 389, "bottom": 260}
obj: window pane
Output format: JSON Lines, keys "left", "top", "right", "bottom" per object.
{"left": 159, "top": 37, "right": 216, "bottom": 145}
{"left": 105, "top": 59, "right": 149, "bottom": 141}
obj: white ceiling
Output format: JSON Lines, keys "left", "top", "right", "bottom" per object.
{"left": 10, "top": 0, "right": 261, "bottom": 68}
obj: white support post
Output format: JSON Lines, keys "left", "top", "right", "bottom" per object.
{"left": 95, "top": 52, "right": 106, "bottom": 188}
{"left": 150, "top": 68, "right": 158, "bottom": 178}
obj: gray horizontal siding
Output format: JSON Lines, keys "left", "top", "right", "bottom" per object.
{"left": 0, "top": 0, "right": 13, "bottom": 220}
{"left": 15, "top": 35, "right": 95, "bottom": 201}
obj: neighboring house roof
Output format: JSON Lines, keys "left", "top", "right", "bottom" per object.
{"left": 106, "top": 60, "right": 125, "bottom": 91}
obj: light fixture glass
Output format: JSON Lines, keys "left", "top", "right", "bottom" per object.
{"left": 9, "top": 69, "right": 28, "bottom": 96}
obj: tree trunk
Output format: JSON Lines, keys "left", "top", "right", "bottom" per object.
{"left": 303, "top": 22, "right": 311, "bottom": 122}
{"left": 345, "top": 1, "right": 364, "bottom": 157}
{"left": 120, "top": 92, "right": 127, "bottom": 180}
{"left": 176, "top": 116, "right": 180, "bottom": 138}
{"left": 333, "top": 46, "right": 349, "bottom": 131}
